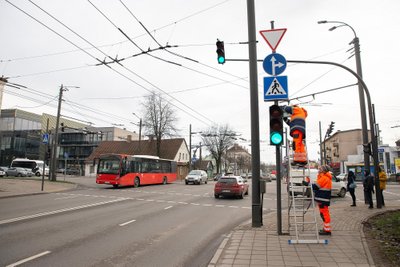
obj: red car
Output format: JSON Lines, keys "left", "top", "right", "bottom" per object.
{"left": 214, "top": 175, "right": 249, "bottom": 199}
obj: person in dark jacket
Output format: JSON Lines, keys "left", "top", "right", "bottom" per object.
{"left": 363, "top": 170, "right": 374, "bottom": 209}
{"left": 347, "top": 171, "right": 357, "bottom": 206}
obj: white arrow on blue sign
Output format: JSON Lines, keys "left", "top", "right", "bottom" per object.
{"left": 263, "top": 53, "right": 286, "bottom": 76}
{"left": 264, "top": 76, "right": 288, "bottom": 101}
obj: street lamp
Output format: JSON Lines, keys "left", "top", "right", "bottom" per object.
{"left": 318, "top": 20, "right": 370, "bottom": 173}
{"left": 132, "top": 113, "right": 142, "bottom": 154}
{"left": 189, "top": 124, "right": 202, "bottom": 171}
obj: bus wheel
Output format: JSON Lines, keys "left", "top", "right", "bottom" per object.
{"left": 134, "top": 177, "right": 140, "bottom": 188}
{"left": 112, "top": 184, "right": 119, "bottom": 189}
{"left": 162, "top": 177, "right": 167, "bottom": 185}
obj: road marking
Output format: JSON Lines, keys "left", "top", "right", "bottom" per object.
{"left": 6, "top": 251, "right": 51, "bottom": 267}
{"left": 119, "top": 219, "right": 136, "bottom": 226}
{"left": 54, "top": 195, "right": 79, "bottom": 200}
{"left": 178, "top": 202, "right": 188, "bottom": 205}
{"left": 0, "top": 198, "right": 127, "bottom": 225}
{"left": 164, "top": 206, "right": 173, "bottom": 210}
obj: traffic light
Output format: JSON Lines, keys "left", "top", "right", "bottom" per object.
{"left": 216, "top": 40, "right": 225, "bottom": 64}
{"left": 60, "top": 123, "right": 65, "bottom": 132}
{"left": 363, "top": 142, "right": 372, "bottom": 155}
{"left": 326, "top": 121, "right": 335, "bottom": 137}
{"left": 46, "top": 147, "right": 51, "bottom": 160}
{"left": 269, "top": 105, "right": 283, "bottom": 146}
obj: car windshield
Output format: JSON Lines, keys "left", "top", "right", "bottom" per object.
{"left": 219, "top": 177, "right": 237, "bottom": 184}
{"left": 189, "top": 170, "right": 202, "bottom": 175}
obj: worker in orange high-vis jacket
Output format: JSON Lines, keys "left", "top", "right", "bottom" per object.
{"left": 313, "top": 165, "right": 333, "bottom": 235}
{"left": 283, "top": 105, "right": 308, "bottom": 165}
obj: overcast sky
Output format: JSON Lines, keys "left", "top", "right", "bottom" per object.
{"left": 1, "top": 0, "right": 399, "bottom": 164}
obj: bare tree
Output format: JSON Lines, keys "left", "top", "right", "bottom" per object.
{"left": 201, "top": 124, "right": 237, "bottom": 174}
{"left": 142, "top": 92, "right": 178, "bottom": 156}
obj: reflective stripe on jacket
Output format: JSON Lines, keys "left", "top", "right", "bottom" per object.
{"left": 283, "top": 106, "right": 308, "bottom": 138}
{"left": 312, "top": 172, "right": 332, "bottom": 206}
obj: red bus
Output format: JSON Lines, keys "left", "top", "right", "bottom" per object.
{"left": 96, "top": 154, "right": 177, "bottom": 188}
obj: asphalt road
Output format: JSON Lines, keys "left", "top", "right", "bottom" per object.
{"left": 0, "top": 177, "right": 271, "bottom": 267}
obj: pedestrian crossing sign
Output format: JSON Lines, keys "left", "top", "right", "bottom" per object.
{"left": 264, "top": 76, "right": 288, "bottom": 101}
{"left": 42, "top": 133, "right": 49, "bottom": 144}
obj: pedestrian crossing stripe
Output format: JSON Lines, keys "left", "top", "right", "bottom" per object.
{"left": 264, "top": 75, "right": 288, "bottom": 101}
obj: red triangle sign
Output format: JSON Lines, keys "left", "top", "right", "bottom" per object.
{"left": 259, "top": 28, "right": 287, "bottom": 51}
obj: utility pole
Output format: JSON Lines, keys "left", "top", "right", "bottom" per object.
{"left": 132, "top": 113, "right": 142, "bottom": 154}
{"left": 50, "top": 85, "right": 68, "bottom": 181}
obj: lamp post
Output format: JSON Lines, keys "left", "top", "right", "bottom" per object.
{"left": 189, "top": 124, "right": 202, "bottom": 171}
{"left": 318, "top": 20, "right": 370, "bottom": 174}
{"left": 132, "top": 113, "right": 142, "bottom": 154}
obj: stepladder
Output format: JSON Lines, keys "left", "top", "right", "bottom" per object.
{"left": 287, "top": 147, "right": 328, "bottom": 244}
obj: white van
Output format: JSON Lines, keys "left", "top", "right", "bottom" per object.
{"left": 287, "top": 168, "right": 347, "bottom": 198}
{"left": 11, "top": 158, "right": 49, "bottom": 176}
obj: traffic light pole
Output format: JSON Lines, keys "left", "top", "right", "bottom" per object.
{"left": 275, "top": 101, "right": 283, "bottom": 235}
{"left": 246, "top": 0, "right": 262, "bottom": 227}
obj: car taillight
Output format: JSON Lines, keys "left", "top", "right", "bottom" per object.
{"left": 215, "top": 182, "right": 221, "bottom": 188}
{"left": 232, "top": 183, "right": 240, "bottom": 188}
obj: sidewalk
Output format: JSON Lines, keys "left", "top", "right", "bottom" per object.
{"left": 209, "top": 200, "right": 398, "bottom": 267}
{"left": 0, "top": 177, "right": 76, "bottom": 198}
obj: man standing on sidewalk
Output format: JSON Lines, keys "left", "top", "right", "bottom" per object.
{"left": 313, "top": 165, "right": 332, "bottom": 235}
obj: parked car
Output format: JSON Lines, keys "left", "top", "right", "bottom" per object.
{"left": 0, "top": 166, "right": 9, "bottom": 173}
{"left": 65, "top": 168, "right": 80, "bottom": 175}
{"left": 336, "top": 173, "right": 347, "bottom": 181}
{"left": 23, "top": 168, "right": 34, "bottom": 177}
{"left": 185, "top": 170, "right": 208, "bottom": 185}
{"left": 0, "top": 168, "right": 5, "bottom": 177}
{"left": 214, "top": 175, "right": 249, "bottom": 199}
{"left": 214, "top": 173, "right": 223, "bottom": 181}
{"left": 288, "top": 169, "right": 347, "bottom": 198}
{"left": 6, "top": 167, "right": 28, "bottom": 177}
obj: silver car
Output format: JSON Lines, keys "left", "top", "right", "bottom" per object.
{"left": 6, "top": 167, "right": 28, "bottom": 177}
{"left": 185, "top": 170, "right": 208, "bottom": 185}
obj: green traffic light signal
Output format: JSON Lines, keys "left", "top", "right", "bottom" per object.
{"left": 216, "top": 40, "right": 225, "bottom": 64}
{"left": 270, "top": 132, "right": 283, "bottom": 145}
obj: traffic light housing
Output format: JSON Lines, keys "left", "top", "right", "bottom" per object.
{"left": 326, "top": 121, "right": 335, "bottom": 137}
{"left": 216, "top": 40, "right": 225, "bottom": 64}
{"left": 60, "top": 122, "right": 65, "bottom": 132}
{"left": 269, "top": 105, "right": 283, "bottom": 146}
{"left": 363, "top": 142, "right": 372, "bottom": 155}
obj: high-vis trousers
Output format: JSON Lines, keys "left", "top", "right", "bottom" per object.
{"left": 292, "top": 129, "right": 307, "bottom": 163}
{"left": 318, "top": 204, "right": 331, "bottom": 232}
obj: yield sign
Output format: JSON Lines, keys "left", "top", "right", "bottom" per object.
{"left": 259, "top": 28, "right": 287, "bottom": 51}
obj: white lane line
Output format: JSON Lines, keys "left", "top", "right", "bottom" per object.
{"left": 164, "top": 206, "right": 173, "bottom": 210}
{"left": 0, "top": 198, "right": 127, "bottom": 225}
{"left": 119, "top": 219, "right": 136, "bottom": 226}
{"left": 54, "top": 195, "right": 79, "bottom": 200}
{"left": 190, "top": 203, "right": 200, "bottom": 206}
{"left": 6, "top": 251, "right": 51, "bottom": 267}
{"left": 178, "top": 202, "right": 188, "bottom": 205}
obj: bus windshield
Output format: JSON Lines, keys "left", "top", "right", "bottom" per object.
{"left": 98, "top": 158, "right": 121, "bottom": 174}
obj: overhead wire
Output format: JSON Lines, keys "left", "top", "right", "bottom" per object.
{"left": 7, "top": 0, "right": 213, "bottom": 126}
{"left": 27, "top": 0, "right": 214, "bottom": 125}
